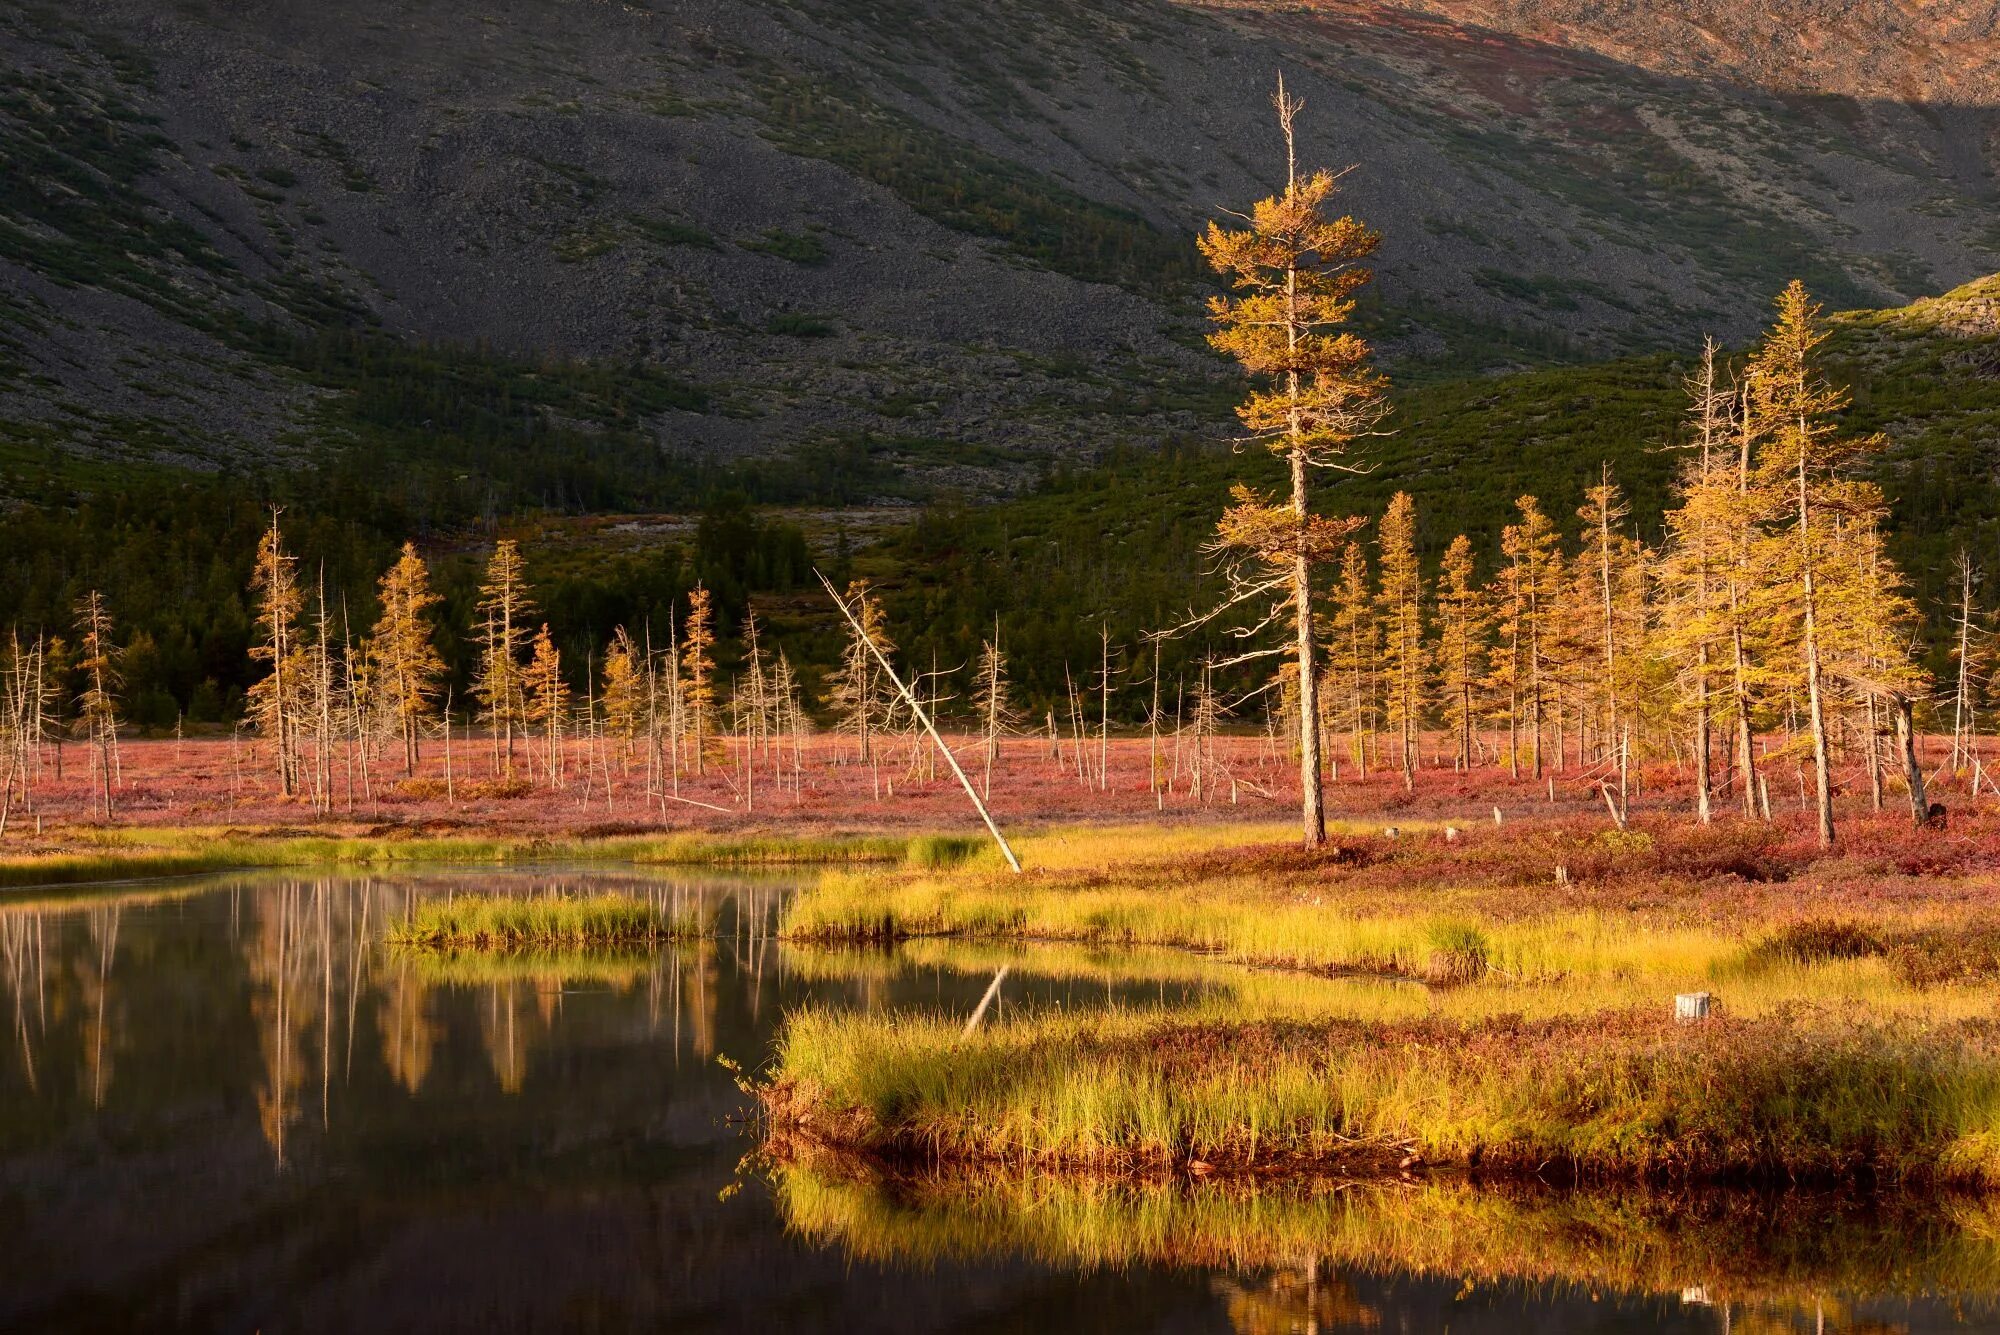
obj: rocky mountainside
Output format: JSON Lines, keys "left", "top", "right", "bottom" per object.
{"left": 1, "top": 0, "right": 1994, "bottom": 496}
{"left": 1248, "top": 0, "right": 2000, "bottom": 104}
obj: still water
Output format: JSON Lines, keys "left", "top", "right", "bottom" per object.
{"left": 0, "top": 871, "right": 1994, "bottom": 1333}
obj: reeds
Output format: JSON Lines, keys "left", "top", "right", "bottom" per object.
{"left": 384, "top": 893, "right": 706, "bottom": 949}
{"left": 765, "top": 815, "right": 2000, "bottom": 1187}
{"left": 766, "top": 1004, "right": 2000, "bottom": 1185}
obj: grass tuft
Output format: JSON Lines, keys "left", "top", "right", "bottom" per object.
{"left": 383, "top": 893, "right": 704, "bottom": 949}
{"left": 1747, "top": 919, "right": 1885, "bottom": 968}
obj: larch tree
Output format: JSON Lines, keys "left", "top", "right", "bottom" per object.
{"left": 1499, "top": 496, "right": 1560, "bottom": 779}
{"left": 369, "top": 542, "right": 445, "bottom": 776}
{"left": 602, "top": 627, "right": 644, "bottom": 762}
{"left": 1949, "top": 550, "right": 1987, "bottom": 773}
{"left": 1822, "top": 506, "right": 1928, "bottom": 823}
{"left": 1433, "top": 534, "right": 1486, "bottom": 771}
{"left": 970, "top": 619, "right": 1021, "bottom": 799}
{"left": 1328, "top": 540, "right": 1377, "bottom": 776}
{"left": 1747, "top": 280, "right": 1879, "bottom": 847}
{"left": 1376, "top": 491, "right": 1424, "bottom": 791}
{"left": 1484, "top": 544, "right": 1528, "bottom": 778}
{"left": 248, "top": 509, "right": 305, "bottom": 797}
{"left": 1658, "top": 339, "right": 1737, "bottom": 823}
{"left": 740, "top": 607, "right": 770, "bottom": 761}
{"left": 524, "top": 623, "right": 567, "bottom": 786}
{"left": 826, "top": 578, "right": 893, "bottom": 767}
{"left": 682, "top": 584, "right": 718, "bottom": 775}
{"left": 74, "top": 590, "right": 120, "bottom": 819}
{"left": 1187, "top": 76, "right": 1388, "bottom": 848}
{"left": 473, "top": 539, "right": 534, "bottom": 774}
{"left": 1578, "top": 467, "right": 1640, "bottom": 811}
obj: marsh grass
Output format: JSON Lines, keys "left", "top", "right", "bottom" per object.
{"left": 754, "top": 820, "right": 2000, "bottom": 1188}
{"left": 783, "top": 821, "right": 2000, "bottom": 993}
{"left": 782, "top": 870, "right": 1740, "bottom": 985}
{"left": 766, "top": 1003, "right": 2000, "bottom": 1184}
{"left": 385, "top": 893, "right": 706, "bottom": 949}
{"left": 769, "top": 873, "right": 2000, "bottom": 1185}
{"left": 1741, "top": 917, "right": 2000, "bottom": 990}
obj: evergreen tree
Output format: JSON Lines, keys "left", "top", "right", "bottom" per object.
{"left": 473, "top": 539, "right": 534, "bottom": 774}
{"left": 524, "top": 623, "right": 567, "bottom": 786}
{"left": 682, "top": 584, "right": 717, "bottom": 774}
{"left": 1376, "top": 491, "right": 1424, "bottom": 791}
{"left": 369, "top": 542, "right": 445, "bottom": 775}
{"left": 74, "top": 590, "right": 120, "bottom": 819}
{"left": 1433, "top": 534, "right": 1486, "bottom": 771}
{"left": 602, "top": 626, "right": 644, "bottom": 758}
{"left": 1192, "top": 76, "right": 1388, "bottom": 847}
{"left": 1747, "top": 281, "right": 1880, "bottom": 847}
{"left": 248, "top": 509, "right": 305, "bottom": 796}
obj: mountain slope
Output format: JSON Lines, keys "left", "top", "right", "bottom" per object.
{"left": 0, "top": 0, "right": 1994, "bottom": 493}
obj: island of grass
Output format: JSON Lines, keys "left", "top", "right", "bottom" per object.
{"left": 761, "top": 815, "right": 2000, "bottom": 1189}
{"left": 385, "top": 892, "right": 706, "bottom": 950}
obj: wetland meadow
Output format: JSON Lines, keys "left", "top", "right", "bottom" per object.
{"left": 10, "top": 814, "right": 2000, "bottom": 1332}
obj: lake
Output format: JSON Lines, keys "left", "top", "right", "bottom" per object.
{"left": 2, "top": 870, "right": 1994, "bottom": 1333}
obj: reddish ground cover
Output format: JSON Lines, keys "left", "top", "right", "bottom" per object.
{"left": 0, "top": 728, "right": 1984, "bottom": 851}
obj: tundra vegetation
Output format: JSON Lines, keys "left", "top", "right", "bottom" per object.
{"left": 7, "top": 82, "right": 2000, "bottom": 1316}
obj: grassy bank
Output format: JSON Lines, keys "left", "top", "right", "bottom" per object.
{"left": 0, "top": 827, "right": 984, "bottom": 891}
{"left": 764, "top": 818, "right": 2000, "bottom": 1187}
{"left": 772, "top": 1159, "right": 2000, "bottom": 1308}
{"left": 765, "top": 1005, "right": 2000, "bottom": 1185}
{"left": 780, "top": 815, "right": 2000, "bottom": 986}
{"left": 384, "top": 893, "right": 704, "bottom": 949}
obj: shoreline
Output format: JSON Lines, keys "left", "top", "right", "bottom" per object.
{"left": 0, "top": 826, "right": 989, "bottom": 892}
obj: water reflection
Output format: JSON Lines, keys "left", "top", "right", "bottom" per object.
{"left": 769, "top": 1154, "right": 2000, "bottom": 1334}
{"left": 1, "top": 872, "right": 1996, "bottom": 1333}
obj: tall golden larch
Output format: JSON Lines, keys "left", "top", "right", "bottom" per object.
{"left": 1193, "top": 76, "right": 1388, "bottom": 847}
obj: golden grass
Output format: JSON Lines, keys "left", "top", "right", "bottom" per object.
{"left": 765, "top": 823, "right": 2000, "bottom": 1186}
{"left": 383, "top": 892, "right": 704, "bottom": 949}
{"left": 0, "top": 826, "right": 974, "bottom": 892}
{"left": 767, "top": 1002, "right": 2000, "bottom": 1184}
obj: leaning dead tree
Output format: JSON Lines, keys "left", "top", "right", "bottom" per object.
{"left": 816, "top": 571, "right": 1020, "bottom": 873}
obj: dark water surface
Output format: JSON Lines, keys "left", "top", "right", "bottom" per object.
{"left": 1, "top": 871, "right": 1995, "bottom": 1333}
